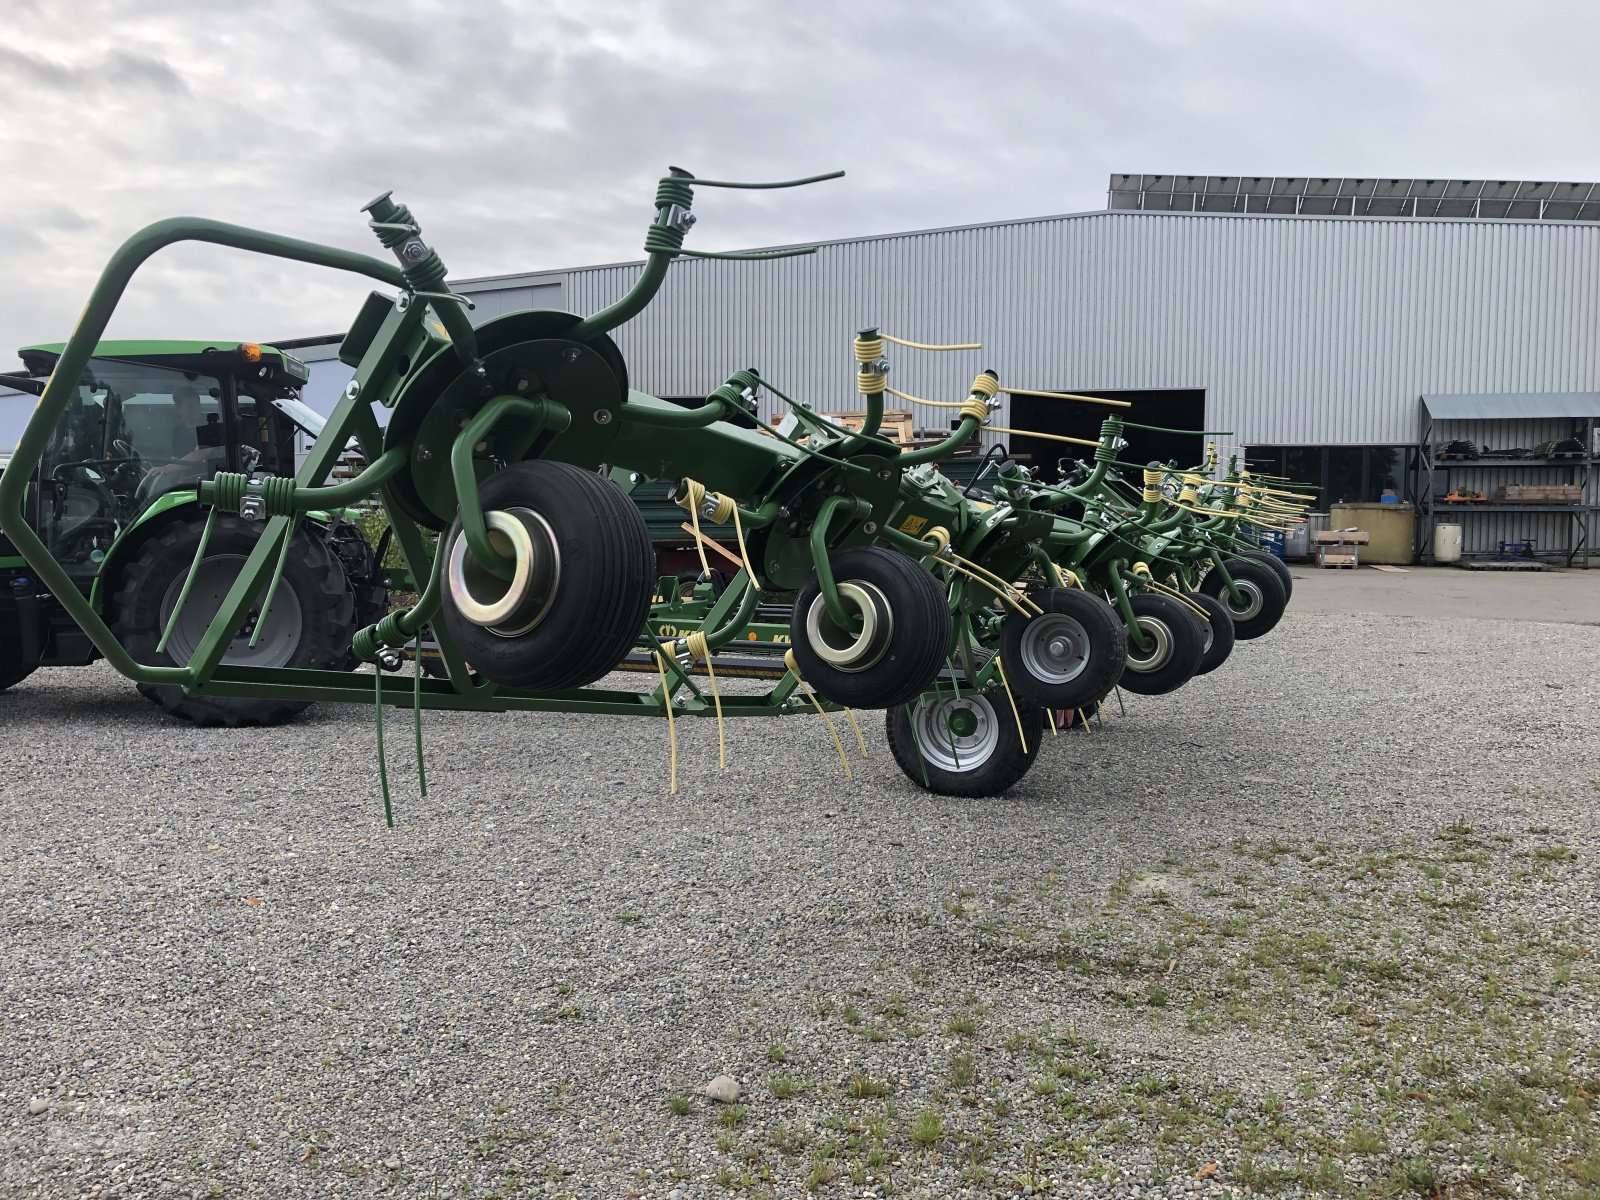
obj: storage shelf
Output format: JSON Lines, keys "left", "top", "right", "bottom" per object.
{"left": 1432, "top": 503, "right": 1597, "bottom": 513}
{"left": 1434, "top": 457, "right": 1596, "bottom": 468}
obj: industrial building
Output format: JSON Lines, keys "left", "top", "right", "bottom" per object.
{"left": 11, "top": 174, "right": 1600, "bottom": 563}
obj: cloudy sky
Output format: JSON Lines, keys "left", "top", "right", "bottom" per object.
{"left": 4, "top": 0, "right": 1598, "bottom": 354}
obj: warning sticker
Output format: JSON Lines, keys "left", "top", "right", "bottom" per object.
{"left": 898, "top": 514, "right": 928, "bottom": 536}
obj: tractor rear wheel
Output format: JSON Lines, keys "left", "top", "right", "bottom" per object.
{"left": 0, "top": 638, "right": 35, "bottom": 692}
{"left": 1117, "top": 592, "right": 1206, "bottom": 696}
{"left": 115, "top": 516, "right": 356, "bottom": 727}
{"left": 438, "top": 460, "right": 656, "bottom": 689}
{"left": 886, "top": 689, "right": 1042, "bottom": 797}
{"left": 789, "top": 546, "right": 950, "bottom": 709}
{"left": 999, "top": 587, "right": 1126, "bottom": 709}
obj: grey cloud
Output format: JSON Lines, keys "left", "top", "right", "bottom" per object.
{"left": 0, "top": 43, "right": 188, "bottom": 96}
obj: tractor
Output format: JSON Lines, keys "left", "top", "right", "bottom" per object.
{"left": 0, "top": 340, "right": 386, "bottom": 725}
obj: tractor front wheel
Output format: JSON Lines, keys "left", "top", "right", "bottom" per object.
{"left": 115, "top": 516, "right": 356, "bottom": 727}
{"left": 886, "top": 689, "right": 1042, "bottom": 797}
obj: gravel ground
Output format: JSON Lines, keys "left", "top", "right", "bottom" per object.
{"left": 1, "top": 589, "right": 1597, "bottom": 1199}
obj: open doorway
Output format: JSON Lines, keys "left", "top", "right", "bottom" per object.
{"left": 1002, "top": 388, "right": 1207, "bottom": 482}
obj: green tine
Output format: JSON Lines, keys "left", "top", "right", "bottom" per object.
{"left": 375, "top": 666, "right": 393, "bottom": 828}
{"left": 249, "top": 516, "right": 300, "bottom": 648}
{"left": 156, "top": 506, "right": 217, "bottom": 655}
{"left": 413, "top": 636, "right": 427, "bottom": 798}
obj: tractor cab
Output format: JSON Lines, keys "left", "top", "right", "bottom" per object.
{"left": 1, "top": 341, "right": 311, "bottom": 589}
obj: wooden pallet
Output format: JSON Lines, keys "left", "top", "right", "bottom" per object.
{"left": 1456, "top": 559, "right": 1547, "bottom": 572}
{"left": 1318, "top": 552, "right": 1360, "bottom": 569}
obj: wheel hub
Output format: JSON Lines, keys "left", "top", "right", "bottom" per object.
{"left": 912, "top": 695, "right": 1000, "bottom": 773}
{"left": 1125, "top": 615, "right": 1174, "bottom": 672}
{"left": 447, "top": 507, "right": 561, "bottom": 637}
{"left": 1019, "top": 612, "right": 1091, "bottom": 685}
{"left": 804, "top": 581, "right": 893, "bottom": 672}
{"left": 1225, "top": 579, "right": 1264, "bottom": 621}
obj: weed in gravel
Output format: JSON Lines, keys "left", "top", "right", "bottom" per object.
{"left": 907, "top": 1109, "right": 944, "bottom": 1148}
{"left": 849, "top": 1075, "right": 891, "bottom": 1099}
{"left": 771, "top": 1076, "right": 807, "bottom": 1099}
{"left": 944, "top": 1010, "right": 978, "bottom": 1036}
{"left": 949, "top": 1051, "right": 976, "bottom": 1087}
{"left": 667, "top": 1095, "right": 692, "bottom": 1117}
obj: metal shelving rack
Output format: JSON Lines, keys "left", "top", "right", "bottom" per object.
{"left": 1418, "top": 395, "right": 1597, "bottom": 567}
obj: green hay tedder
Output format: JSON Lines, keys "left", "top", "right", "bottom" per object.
{"left": 0, "top": 167, "right": 1306, "bottom": 801}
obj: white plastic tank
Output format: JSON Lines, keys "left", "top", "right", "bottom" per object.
{"left": 1435, "top": 523, "right": 1463, "bottom": 563}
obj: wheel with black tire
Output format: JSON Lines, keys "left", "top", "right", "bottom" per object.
{"left": 1236, "top": 550, "right": 1293, "bottom": 603}
{"left": 886, "top": 689, "right": 1042, "bottom": 797}
{"left": 999, "top": 587, "right": 1126, "bottom": 709}
{"left": 115, "top": 515, "right": 355, "bottom": 727}
{"left": 1197, "top": 557, "right": 1288, "bottom": 640}
{"left": 0, "top": 638, "right": 35, "bottom": 692}
{"left": 1117, "top": 592, "right": 1206, "bottom": 696}
{"left": 438, "top": 459, "right": 655, "bottom": 689}
{"left": 1187, "top": 591, "right": 1235, "bottom": 676}
{"left": 788, "top": 546, "right": 950, "bottom": 709}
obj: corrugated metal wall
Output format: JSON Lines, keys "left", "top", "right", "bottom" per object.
{"left": 527, "top": 211, "right": 1600, "bottom": 448}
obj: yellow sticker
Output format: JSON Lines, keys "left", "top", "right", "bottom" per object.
{"left": 898, "top": 514, "right": 928, "bottom": 536}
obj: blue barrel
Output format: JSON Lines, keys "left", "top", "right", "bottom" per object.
{"left": 1257, "top": 528, "right": 1286, "bottom": 559}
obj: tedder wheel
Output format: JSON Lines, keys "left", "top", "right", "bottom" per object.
{"left": 438, "top": 460, "right": 655, "bottom": 689}
{"left": 1198, "top": 557, "right": 1288, "bottom": 641}
{"left": 115, "top": 516, "right": 355, "bottom": 727}
{"left": 789, "top": 546, "right": 951, "bottom": 709}
{"left": 0, "top": 638, "right": 36, "bottom": 692}
{"left": 999, "top": 587, "right": 1127, "bottom": 709}
{"left": 885, "top": 689, "right": 1042, "bottom": 798}
{"left": 1237, "top": 550, "right": 1293, "bottom": 603}
{"left": 1117, "top": 592, "right": 1206, "bottom": 696}
{"left": 1187, "top": 591, "right": 1236, "bottom": 676}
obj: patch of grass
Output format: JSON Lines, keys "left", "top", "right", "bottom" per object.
{"left": 771, "top": 1076, "right": 806, "bottom": 1100}
{"left": 907, "top": 1109, "right": 944, "bottom": 1148}
{"left": 944, "top": 1010, "right": 978, "bottom": 1036}
{"left": 849, "top": 1075, "right": 891, "bottom": 1099}
{"left": 949, "top": 1051, "right": 976, "bottom": 1088}
{"left": 667, "top": 1094, "right": 692, "bottom": 1117}
{"left": 719, "top": 1103, "right": 748, "bottom": 1129}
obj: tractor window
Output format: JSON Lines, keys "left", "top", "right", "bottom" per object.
{"left": 235, "top": 383, "right": 299, "bottom": 479}
{"left": 36, "top": 358, "right": 224, "bottom": 583}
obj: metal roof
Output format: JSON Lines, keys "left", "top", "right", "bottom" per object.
{"left": 1420, "top": 392, "right": 1600, "bottom": 421}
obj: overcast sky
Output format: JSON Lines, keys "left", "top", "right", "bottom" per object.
{"left": 5, "top": 0, "right": 1599, "bottom": 355}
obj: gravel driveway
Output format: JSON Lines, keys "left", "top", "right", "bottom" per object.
{"left": 1, "top": 583, "right": 1596, "bottom": 1199}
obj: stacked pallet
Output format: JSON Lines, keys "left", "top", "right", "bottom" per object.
{"left": 1313, "top": 529, "right": 1369, "bottom": 568}
{"left": 1495, "top": 484, "right": 1582, "bottom": 504}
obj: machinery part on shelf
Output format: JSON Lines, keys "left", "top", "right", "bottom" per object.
{"left": 438, "top": 460, "right": 654, "bottom": 688}
{"left": 1187, "top": 591, "right": 1236, "bottom": 676}
{"left": 1198, "top": 557, "right": 1289, "bottom": 640}
{"left": 788, "top": 546, "right": 950, "bottom": 709}
{"left": 885, "top": 689, "right": 1042, "bottom": 797}
{"left": 1117, "top": 592, "right": 1206, "bottom": 696}
{"left": 1236, "top": 549, "right": 1293, "bottom": 602}
{"left": 115, "top": 516, "right": 354, "bottom": 727}
{"left": 998, "top": 587, "right": 1127, "bottom": 709}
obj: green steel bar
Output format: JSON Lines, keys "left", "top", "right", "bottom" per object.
{"left": 198, "top": 447, "right": 408, "bottom": 512}
{"left": 248, "top": 515, "right": 300, "bottom": 648}
{"left": 451, "top": 395, "right": 557, "bottom": 581}
{"left": 0, "top": 218, "right": 405, "bottom": 683}
{"left": 808, "top": 494, "right": 872, "bottom": 631}
{"left": 897, "top": 416, "right": 982, "bottom": 466}
{"left": 618, "top": 395, "right": 731, "bottom": 428}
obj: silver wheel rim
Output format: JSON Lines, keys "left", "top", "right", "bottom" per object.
{"left": 1125, "top": 615, "right": 1174, "bottom": 673}
{"left": 447, "top": 507, "right": 561, "bottom": 637}
{"left": 1223, "top": 579, "right": 1264, "bottom": 621}
{"left": 159, "top": 554, "right": 303, "bottom": 668}
{"left": 911, "top": 693, "right": 1000, "bottom": 773}
{"left": 1018, "top": 612, "right": 1091, "bottom": 685}
{"left": 805, "top": 581, "right": 892, "bottom": 672}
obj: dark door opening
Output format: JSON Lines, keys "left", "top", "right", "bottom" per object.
{"left": 1004, "top": 389, "right": 1207, "bottom": 482}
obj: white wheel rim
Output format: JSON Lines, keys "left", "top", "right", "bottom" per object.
{"left": 911, "top": 694, "right": 1000, "bottom": 773}
{"left": 1125, "top": 615, "right": 1174, "bottom": 673}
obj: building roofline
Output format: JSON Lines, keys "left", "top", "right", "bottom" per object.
{"left": 451, "top": 205, "right": 1600, "bottom": 289}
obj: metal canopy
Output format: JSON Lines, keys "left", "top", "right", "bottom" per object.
{"left": 1420, "top": 392, "right": 1600, "bottom": 421}
{"left": 1108, "top": 174, "right": 1600, "bottom": 221}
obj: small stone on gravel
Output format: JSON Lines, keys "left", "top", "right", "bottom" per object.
{"left": 703, "top": 1074, "right": 740, "bottom": 1102}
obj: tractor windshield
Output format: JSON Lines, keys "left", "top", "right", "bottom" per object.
{"left": 37, "top": 357, "right": 224, "bottom": 585}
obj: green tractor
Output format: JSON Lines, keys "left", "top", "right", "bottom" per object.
{"left": 0, "top": 340, "right": 387, "bottom": 724}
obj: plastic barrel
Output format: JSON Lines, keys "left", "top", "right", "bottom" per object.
{"left": 1435, "top": 523, "right": 1463, "bottom": 563}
